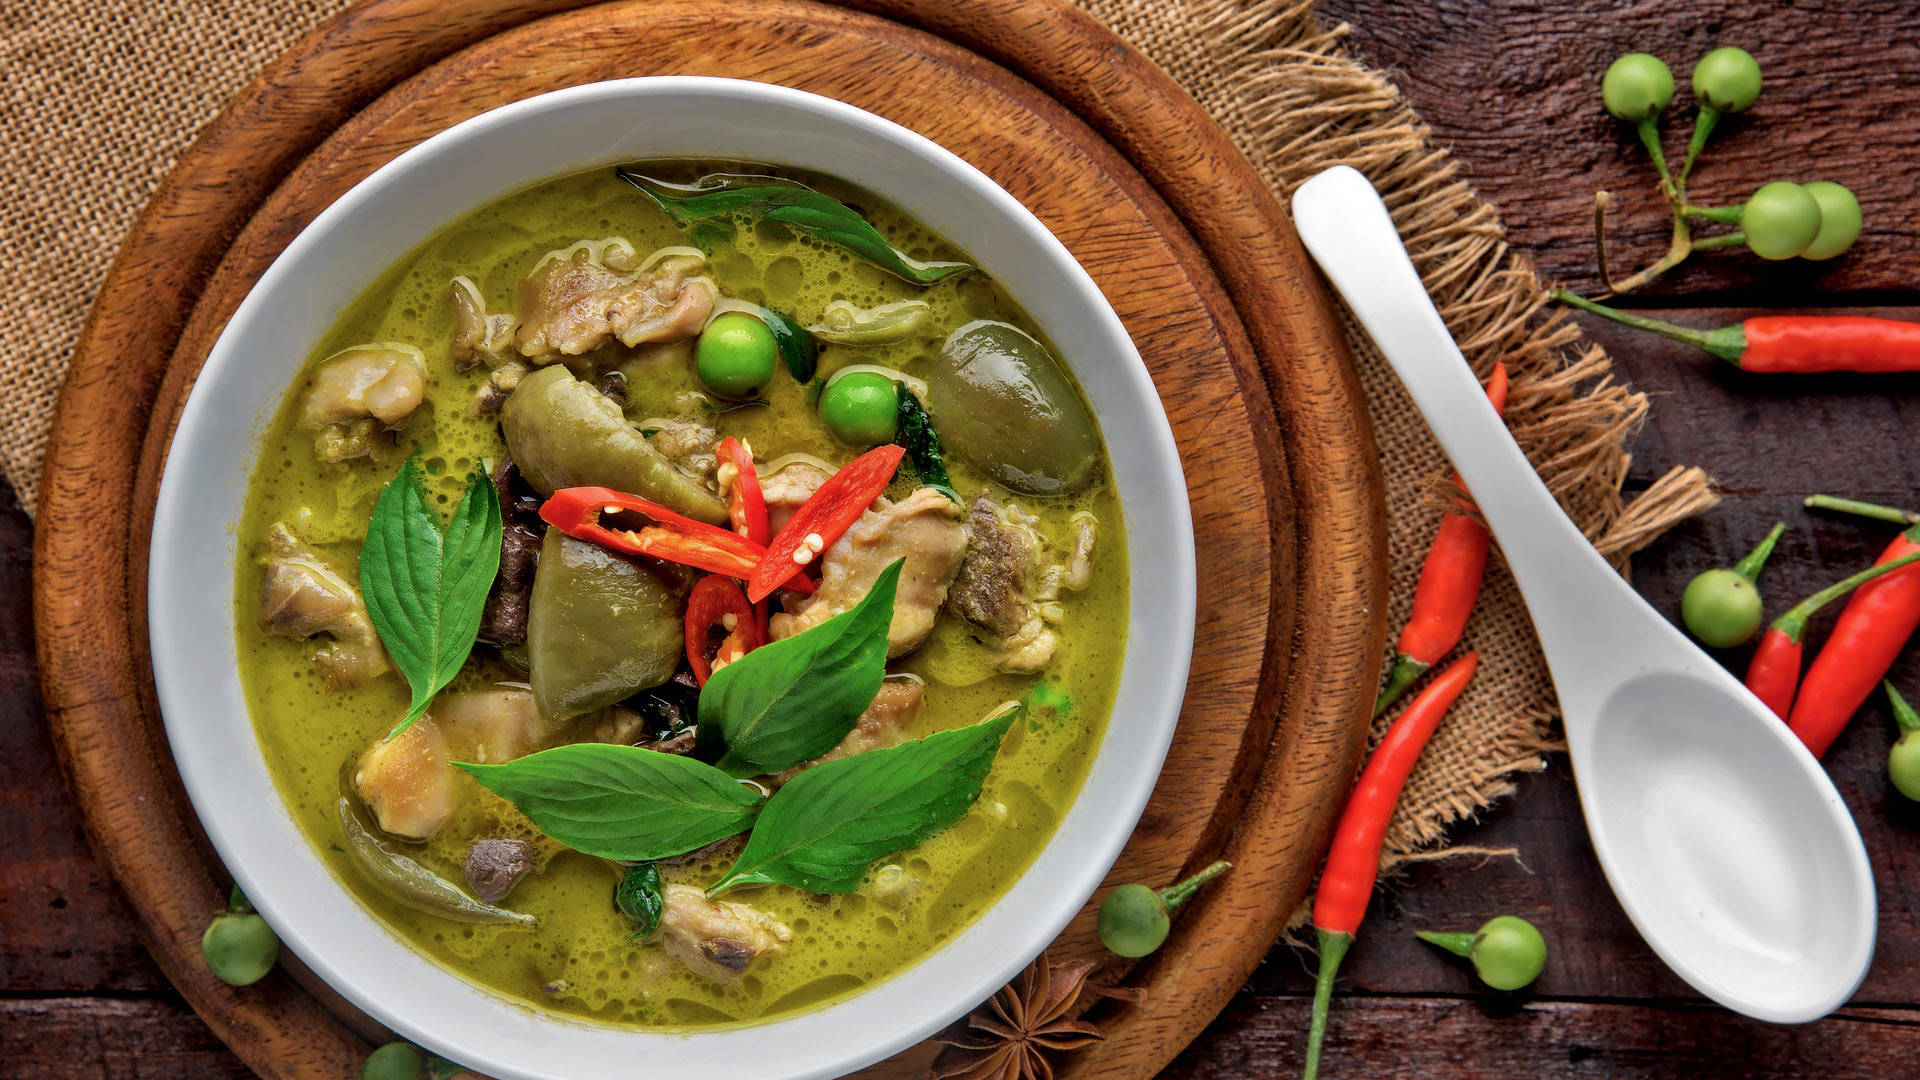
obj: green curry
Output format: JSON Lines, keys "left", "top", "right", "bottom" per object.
{"left": 234, "top": 163, "right": 1126, "bottom": 1029}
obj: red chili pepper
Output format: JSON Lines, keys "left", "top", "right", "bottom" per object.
{"left": 541, "top": 487, "right": 813, "bottom": 595}
{"left": 1375, "top": 364, "right": 1507, "bottom": 715}
{"left": 717, "top": 437, "right": 771, "bottom": 547}
{"left": 685, "top": 575, "right": 761, "bottom": 685}
{"left": 1554, "top": 289, "right": 1920, "bottom": 374}
{"left": 1744, "top": 548, "right": 1920, "bottom": 718}
{"left": 1304, "top": 653, "right": 1477, "bottom": 1080}
{"left": 1789, "top": 521, "right": 1920, "bottom": 756}
{"left": 747, "top": 444, "right": 905, "bottom": 603}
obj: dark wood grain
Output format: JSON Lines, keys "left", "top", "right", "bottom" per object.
{"left": 1321, "top": 0, "right": 1920, "bottom": 302}
{"left": 1168, "top": 996, "right": 1920, "bottom": 1078}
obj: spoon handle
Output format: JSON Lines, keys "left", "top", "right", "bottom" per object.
{"left": 1290, "top": 166, "right": 1643, "bottom": 700}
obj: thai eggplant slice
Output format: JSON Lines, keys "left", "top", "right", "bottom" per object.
{"left": 525, "top": 528, "right": 688, "bottom": 721}
{"left": 500, "top": 364, "right": 729, "bottom": 524}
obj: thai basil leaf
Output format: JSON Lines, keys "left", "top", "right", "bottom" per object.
{"left": 894, "top": 384, "right": 957, "bottom": 502}
{"left": 360, "top": 458, "right": 502, "bottom": 737}
{"left": 761, "top": 305, "right": 818, "bottom": 382}
{"left": 709, "top": 704, "right": 1021, "bottom": 895}
{"left": 456, "top": 744, "right": 762, "bottom": 862}
{"left": 616, "top": 863, "right": 666, "bottom": 940}
{"left": 618, "top": 169, "right": 973, "bottom": 286}
{"left": 698, "top": 561, "right": 902, "bottom": 777}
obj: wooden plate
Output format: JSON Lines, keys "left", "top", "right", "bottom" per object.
{"left": 32, "top": 0, "right": 1386, "bottom": 1076}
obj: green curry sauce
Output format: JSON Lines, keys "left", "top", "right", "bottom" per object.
{"left": 234, "top": 164, "right": 1127, "bottom": 1029}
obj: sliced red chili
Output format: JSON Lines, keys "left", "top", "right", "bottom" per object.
{"left": 685, "top": 575, "right": 761, "bottom": 685}
{"left": 717, "top": 437, "right": 771, "bottom": 548}
{"left": 747, "top": 444, "right": 906, "bottom": 603}
{"left": 541, "top": 486, "right": 813, "bottom": 595}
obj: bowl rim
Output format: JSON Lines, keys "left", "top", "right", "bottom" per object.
{"left": 149, "top": 75, "right": 1195, "bottom": 1080}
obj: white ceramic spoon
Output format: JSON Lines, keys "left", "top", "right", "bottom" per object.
{"left": 1291, "top": 164, "right": 1875, "bottom": 1023}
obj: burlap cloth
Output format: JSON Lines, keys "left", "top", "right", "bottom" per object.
{"left": 2, "top": 0, "right": 1713, "bottom": 882}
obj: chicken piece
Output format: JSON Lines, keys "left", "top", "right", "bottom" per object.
{"left": 1062, "top": 511, "right": 1097, "bottom": 592}
{"left": 770, "top": 677, "right": 924, "bottom": 785}
{"left": 513, "top": 240, "right": 715, "bottom": 360}
{"left": 947, "top": 497, "right": 1098, "bottom": 673}
{"left": 643, "top": 416, "right": 718, "bottom": 482}
{"left": 758, "top": 461, "right": 829, "bottom": 534}
{"left": 301, "top": 343, "right": 428, "bottom": 462}
{"left": 473, "top": 359, "right": 530, "bottom": 415}
{"left": 769, "top": 488, "right": 968, "bottom": 657}
{"left": 432, "top": 686, "right": 566, "bottom": 764}
{"left": 258, "top": 523, "right": 389, "bottom": 690}
{"left": 353, "top": 719, "right": 454, "bottom": 841}
{"left": 658, "top": 883, "right": 791, "bottom": 983}
{"left": 449, "top": 276, "right": 517, "bottom": 371}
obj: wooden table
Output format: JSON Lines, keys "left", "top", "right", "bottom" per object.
{"left": 6, "top": 1, "right": 1918, "bottom": 1074}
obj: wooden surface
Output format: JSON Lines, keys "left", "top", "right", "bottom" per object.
{"left": 13, "top": 1, "right": 1920, "bottom": 1078}
{"left": 26, "top": 0, "right": 1386, "bottom": 1078}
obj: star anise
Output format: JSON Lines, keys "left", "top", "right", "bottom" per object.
{"left": 928, "top": 952, "right": 1145, "bottom": 1080}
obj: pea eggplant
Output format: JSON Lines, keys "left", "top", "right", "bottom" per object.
{"left": 1679, "top": 522, "right": 1782, "bottom": 648}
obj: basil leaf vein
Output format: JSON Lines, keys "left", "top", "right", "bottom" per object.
{"left": 698, "top": 560, "right": 903, "bottom": 777}
{"left": 710, "top": 703, "right": 1021, "bottom": 895}
{"left": 618, "top": 170, "right": 973, "bottom": 286}
{"left": 456, "top": 745, "right": 762, "bottom": 862}
{"left": 360, "top": 458, "right": 502, "bottom": 737}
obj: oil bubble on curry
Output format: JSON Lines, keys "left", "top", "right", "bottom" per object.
{"left": 235, "top": 163, "right": 1127, "bottom": 1029}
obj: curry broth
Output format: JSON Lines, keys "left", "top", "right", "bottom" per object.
{"left": 234, "top": 164, "right": 1128, "bottom": 1028}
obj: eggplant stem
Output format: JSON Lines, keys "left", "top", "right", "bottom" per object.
{"left": 1415, "top": 929, "right": 1477, "bottom": 959}
{"left": 1886, "top": 682, "right": 1920, "bottom": 737}
{"left": 1733, "top": 522, "right": 1786, "bottom": 581}
{"left": 1159, "top": 860, "right": 1232, "bottom": 914}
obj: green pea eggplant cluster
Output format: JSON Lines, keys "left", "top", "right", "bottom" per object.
{"left": 1592, "top": 47, "right": 1861, "bottom": 296}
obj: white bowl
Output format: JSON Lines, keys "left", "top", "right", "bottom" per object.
{"left": 149, "top": 77, "right": 1195, "bottom": 1080}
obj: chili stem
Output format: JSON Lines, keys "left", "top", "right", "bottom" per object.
{"left": 1733, "top": 522, "right": 1786, "bottom": 581}
{"left": 1804, "top": 494, "right": 1920, "bottom": 526}
{"left": 1771, "top": 548, "right": 1920, "bottom": 642}
{"left": 1303, "top": 929, "right": 1352, "bottom": 1080}
{"left": 1549, "top": 289, "right": 1746, "bottom": 362}
{"left": 1159, "top": 860, "right": 1232, "bottom": 914}
{"left": 1414, "top": 930, "right": 1476, "bottom": 959}
{"left": 1887, "top": 682, "right": 1920, "bottom": 736}
{"left": 1374, "top": 656, "right": 1430, "bottom": 717}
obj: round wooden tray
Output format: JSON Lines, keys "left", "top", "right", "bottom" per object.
{"left": 33, "top": 0, "right": 1386, "bottom": 1076}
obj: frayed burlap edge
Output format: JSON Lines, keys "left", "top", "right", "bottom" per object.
{"left": 1079, "top": 0, "right": 1716, "bottom": 896}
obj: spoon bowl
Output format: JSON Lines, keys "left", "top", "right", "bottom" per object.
{"left": 1291, "top": 164, "right": 1875, "bottom": 1023}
